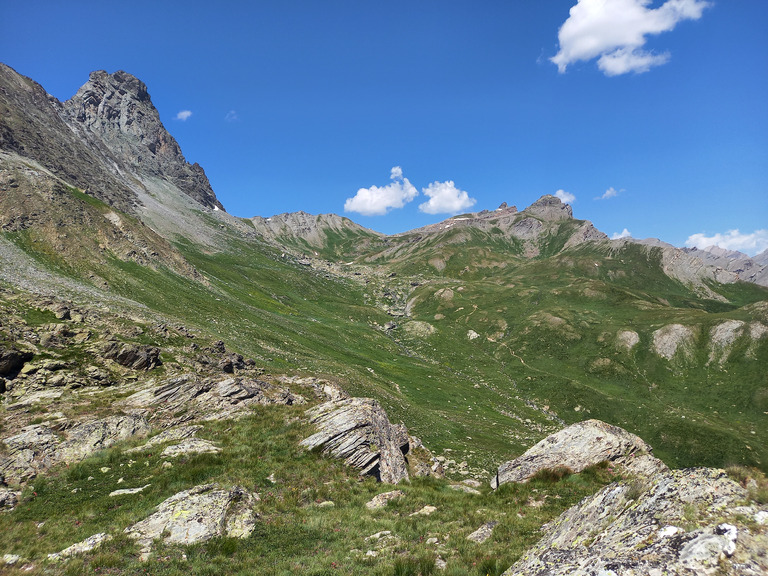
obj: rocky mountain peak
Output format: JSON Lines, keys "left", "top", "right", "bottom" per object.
{"left": 62, "top": 69, "right": 224, "bottom": 211}
{"left": 523, "top": 194, "right": 573, "bottom": 221}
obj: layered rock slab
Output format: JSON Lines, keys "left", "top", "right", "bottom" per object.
{"left": 300, "top": 398, "right": 410, "bottom": 484}
{"left": 492, "top": 419, "right": 667, "bottom": 489}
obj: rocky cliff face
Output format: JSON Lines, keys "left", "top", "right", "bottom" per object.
{"left": 0, "top": 64, "right": 223, "bottom": 214}
{"left": 61, "top": 70, "right": 223, "bottom": 211}
{"left": 683, "top": 245, "right": 768, "bottom": 287}
{"left": 0, "top": 64, "right": 137, "bottom": 213}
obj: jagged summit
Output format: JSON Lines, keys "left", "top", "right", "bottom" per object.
{"left": 522, "top": 194, "right": 573, "bottom": 221}
{"left": 62, "top": 69, "right": 223, "bottom": 211}
{"left": 0, "top": 64, "right": 224, "bottom": 213}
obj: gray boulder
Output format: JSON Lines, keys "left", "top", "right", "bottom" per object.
{"left": 125, "top": 484, "right": 258, "bottom": 555}
{"left": 301, "top": 398, "right": 410, "bottom": 484}
{"left": 493, "top": 419, "right": 667, "bottom": 489}
{"left": 503, "top": 468, "right": 768, "bottom": 576}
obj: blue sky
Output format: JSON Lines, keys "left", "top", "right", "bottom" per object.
{"left": 2, "top": 0, "right": 767, "bottom": 254}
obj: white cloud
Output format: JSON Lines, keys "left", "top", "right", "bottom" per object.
{"left": 419, "top": 181, "right": 476, "bottom": 215}
{"left": 225, "top": 110, "right": 238, "bottom": 122}
{"left": 555, "top": 189, "right": 576, "bottom": 204}
{"left": 598, "top": 47, "right": 670, "bottom": 76}
{"left": 596, "top": 186, "right": 621, "bottom": 200}
{"left": 685, "top": 229, "right": 768, "bottom": 257}
{"left": 344, "top": 166, "right": 418, "bottom": 216}
{"left": 551, "top": 0, "right": 710, "bottom": 76}
{"left": 611, "top": 228, "right": 632, "bottom": 239}
{"left": 175, "top": 110, "right": 193, "bottom": 121}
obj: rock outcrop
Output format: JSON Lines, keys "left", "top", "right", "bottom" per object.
{"left": 124, "top": 374, "right": 303, "bottom": 421}
{"left": 684, "top": 245, "right": 768, "bottom": 287}
{"left": 492, "top": 419, "right": 667, "bottom": 489}
{"left": 0, "top": 415, "right": 149, "bottom": 484}
{"left": 102, "top": 342, "right": 162, "bottom": 370}
{"left": 0, "top": 346, "right": 33, "bottom": 377}
{"left": 125, "top": 484, "right": 258, "bottom": 557}
{"left": 522, "top": 194, "right": 573, "bottom": 221}
{"left": 301, "top": 397, "right": 410, "bottom": 484}
{"left": 652, "top": 323, "right": 695, "bottom": 361}
{"left": 504, "top": 468, "right": 768, "bottom": 576}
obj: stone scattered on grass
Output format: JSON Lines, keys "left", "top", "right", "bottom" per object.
{"left": 160, "top": 438, "right": 221, "bottom": 458}
{"left": 448, "top": 484, "right": 481, "bottom": 495}
{"left": 467, "top": 521, "right": 497, "bottom": 543}
{"left": 109, "top": 484, "right": 151, "bottom": 497}
{"left": 365, "top": 490, "right": 405, "bottom": 509}
{"left": 410, "top": 505, "right": 437, "bottom": 516}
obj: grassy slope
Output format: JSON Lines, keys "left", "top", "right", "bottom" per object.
{"left": 0, "top": 401, "right": 617, "bottom": 576}
{"left": 4, "top": 189, "right": 767, "bottom": 475}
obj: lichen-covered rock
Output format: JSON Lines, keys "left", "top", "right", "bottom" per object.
{"left": 125, "top": 484, "right": 258, "bottom": 553}
{"left": 467, "top": 521, "right": 497, "bottom": 543}
{"left": 492, "top": 419, "right": 667, "bottom": 489}
{"left": 0, "top": 425, "right": 60, "bottom": 484}
{"left": 301, "top": 398, "right": 410, "bottom": 484}
{"left": 503, "top": 468, "right": 768, "bottom": 576}
{"left": 125, "top": 424, "right": 203, "bottom": 454}
{"left": 365, "top": 490, "right": 405, "bottom": 510}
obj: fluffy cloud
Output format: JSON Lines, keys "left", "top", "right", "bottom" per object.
{"left": 685, "top": 229, "right": 768, "bottom": 257}
{"left": 611, "top": 228, "right": 632, "bottom": 239}
{"left": 225, "top": 110, "right": 238, "bottom": 122}
{"left": 175, "top": 110, "right": 193, "bottom": 121}
{"left": 344, "top": 167, "right": 418, "bottom": 216}
{"left": 555, "top": 189, "right": 576, "bottom": 204}
{"left": 551, "top": 0, "right": 710, "bottom": 76}
{"left": 596, "top": 187, "right": 621, "bottom": 200}
{"left": 419, "top": 181, "right": 476, "bottom": 215}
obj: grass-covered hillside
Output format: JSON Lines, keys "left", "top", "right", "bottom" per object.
{"left": 3, "top": 179, "right": 766, "bottom": 476}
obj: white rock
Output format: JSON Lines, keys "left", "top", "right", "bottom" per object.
{"left": 365, "top": 490, "right": 405, "bottom": 509}
{"left": 110, "top": 484, "right": 151, "bottom": 497}
{"left": 3, "top": 554, "right": 20, "bottom": 565}
{"left": 410, "top": 505, "right": 437, "bottom": 516}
